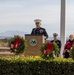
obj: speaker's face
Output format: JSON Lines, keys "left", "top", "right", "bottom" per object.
{"left": 35, "top": 22, "right": 41, "bottom": 28}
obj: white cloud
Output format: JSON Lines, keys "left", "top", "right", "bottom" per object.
{"left": 66, "top": 4, "right": 74, "bottom": 28}
{"left": 0, "top": 0, "right": 74, "bottom": 36}
{"left": 0, "top": 4, "right": 60, "bottom": 26}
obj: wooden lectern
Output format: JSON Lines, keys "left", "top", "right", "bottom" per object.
{"left": 24, "top": 34, "right": 46, "bottom": 56}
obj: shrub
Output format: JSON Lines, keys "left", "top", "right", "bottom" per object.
{"left": 0, "top": 56, "right": 74, "bottom": 75}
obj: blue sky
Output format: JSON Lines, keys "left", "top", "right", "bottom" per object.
{"left": 0, "top": 0, "right": 74, "bottom": 37}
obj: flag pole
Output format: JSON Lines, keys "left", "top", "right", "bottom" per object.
{"left": 60, "top": 0, "right": 66, "bottom": 57}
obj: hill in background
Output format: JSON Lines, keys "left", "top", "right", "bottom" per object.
{"left": 0, "top": 30, "right": 28, "bottom": 39}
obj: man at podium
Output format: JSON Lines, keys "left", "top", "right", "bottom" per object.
{"left": 31, "top": 19, "right": 48, "bottom": 38}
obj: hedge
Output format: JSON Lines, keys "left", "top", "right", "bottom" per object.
{"left": 0, "top": 56, "right": 74, "bottom": 75}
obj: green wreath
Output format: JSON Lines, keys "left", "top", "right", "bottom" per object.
{"left": 10, "top": 35, "right": 27, "bottom": 55}
{"left": 70, "top": 46, "right": 74, "bottom": 60}
{"left": 40, "top": 42, "right": 59, "bottom": 59}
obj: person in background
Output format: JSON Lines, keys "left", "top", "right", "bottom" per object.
{"left": 31, "top": 19, "right": 48, "bottom": 39}
{"left": 63, "top": 34, "right": 74, "bottom": 58}
{"left": 51, "top": 33, "right": 61, "bottom": 56}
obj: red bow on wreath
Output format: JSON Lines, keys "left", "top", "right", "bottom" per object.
{"left": 14, "top": 38, "right": 22, "bottom": 49}
{"left": 11, "top": 38, "right": 22, "bottom": 49}
{"left": 44, "top": 42, "right": 54, "bottom": 54}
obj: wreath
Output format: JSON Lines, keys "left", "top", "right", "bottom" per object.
{"left": 70, "top": 45, "right": 74, "bottom": 60}
{"left": 10, "top": 35, "right": 27, "bottom": 55}
{"left": 40, "top": 42, "right": 59, "bottom": 59}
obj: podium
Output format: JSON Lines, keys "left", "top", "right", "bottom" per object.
{"left": 24, "top": 34, "right": 46, "bottom": 56}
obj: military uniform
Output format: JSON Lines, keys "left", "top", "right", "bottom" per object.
{"left": 31, "top": 27, "right": 48, "bottom": 38}
{"left": 51, "top": 40, "right": 61, "bottom": 49}
{"left": 51, "top": 33, "right": 61, "bottom": 49}
{"left": 51, "top": 39, "right": 61, "bottom": 57}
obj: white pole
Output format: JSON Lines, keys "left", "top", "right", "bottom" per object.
{"left": 60, "top": 0, "right": 66, "bottom": 58}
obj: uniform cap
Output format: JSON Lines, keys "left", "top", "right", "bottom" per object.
{"left": 34, "top": 19, "right": 42, "bottom": 23}
{"left": 53, "top": 33, "right": 58, "bottom": 36}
